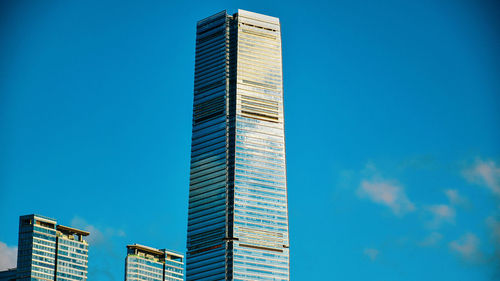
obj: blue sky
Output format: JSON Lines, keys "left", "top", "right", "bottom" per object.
{"left": 1, "top": 0, "right": 499, "bottom": 280}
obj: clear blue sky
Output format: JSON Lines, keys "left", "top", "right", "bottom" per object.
{"left": 1, "top": 0, "right": 499, "bottom": 280}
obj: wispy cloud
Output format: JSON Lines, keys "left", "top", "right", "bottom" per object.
{"left": 487, "top": 216, "right": 500, "bottom": 244}
{"left": 363, "top": 248, "right": 379, "bottom": 261}
{"left": 486, "top": 216, "right": 500, "bottom": 272}
{"left": 449, "top": 233, "right": 482, "bottom": 263}
{"left": 71, "top": 216, "right": 126, "bottom": 246}
{"left": 425, "top": 204, "right": 455, "bottom": 228}
{"left": 444, "top": 189, "right": 469, "bottom": 207}
{"left": 70, "top": 216, "right": 126, "bottom": 281}
{"left": 357, "top": 179, "right": 416, "bottom": 216}
{"left": 0, "top": 241, "right": 17, "bottom": 270}
{"left": 399, "top": 154, "right": 436, "bottom": 170}
{"left": 419, "top": 232, "right": 443, "bottom": 247}
{"left": 463, "top": 159, "right": 500, "bottom": 196}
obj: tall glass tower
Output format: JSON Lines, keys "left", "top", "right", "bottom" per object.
{"left": 187, "top": 9, "right": 289, "bottom": 280}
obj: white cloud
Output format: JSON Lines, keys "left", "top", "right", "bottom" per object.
{"left": 357, "top": 179, "right": 416, "bottom": 216}
{"left": 486, "top": 216, "right": 500, "bottom": 243}
{"left": 419, "top": 232, "right": 443, "bottom": 247}
{"left": 463, "top": 159, "right": 500, "bottom": 196}
{"left": 70, "top": 216, "right": 126, "bottom": 245}
{"left": 449, "top": 233, "right": 482, "bottom": 262}
{"left": 444, "top": 189, "right": 469, "bottom": 206}
{"left": 425, "top": 204, "right": 455, "bottom": 228}
{"left": 486, "top": 216, "right": 500, "bottom": 274}
{"left": 0, "top": 241, "right": 17, "bottom": 271}
{"left": 363, "top": 248, "right": 379, "bottom": 261}
{"left": 71, "top": 217, "right": 105, "bottom": 245}
{"left": 70, "top": 217, "right": 127, "bottom": 280}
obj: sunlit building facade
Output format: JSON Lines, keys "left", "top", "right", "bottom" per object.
{"left": 187, "top": 9, "right": 289, "bottom": 280}
{"left": 16, "top": 214, "right": 89, "bottom": 281}
{"left": 55, "top": 225, "right": 89, "bottom": 281}
{"left": 125, "top": 244, "right": 184, "bottom": 281}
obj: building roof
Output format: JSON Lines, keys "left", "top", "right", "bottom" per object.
{"left": 164, "top": 250, "right": 184, "bottom": 259}
{"left": 127, "top": 244, "right": 164, "bottom": 256}
{"left": 57, "top": 225, "right": 90, "bottom": 236}
{"left": 21, "top": 214, "right": 57, "bottom": 223}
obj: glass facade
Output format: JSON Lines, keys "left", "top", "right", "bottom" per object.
{"left": 125, "top": 244, "right": 184, "bottom": 281}
{"left": 55, "top": 226, "right": 89, "bottom": 281}
{"left": 16, "top": 215, "right": 89, "bottom": 281}
{"left": 187, "top": 9, "right": 289, "bottom": 280}
{"left": 0, "top": 268, "right": 17, "bottom": 281}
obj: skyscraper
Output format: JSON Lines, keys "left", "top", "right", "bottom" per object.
{"left": 16, "top": 214, "right": 89, "bottom": 281}
{"left": 187, "top": 9, "right": 289, "bottom": 280}
{"left": 124, "top": 244, "right": 184, "bottom": 281}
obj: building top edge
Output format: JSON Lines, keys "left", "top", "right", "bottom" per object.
{"left": 57, "top": 225, "right": 90, "bottom": 236}
{"left": 237, "top": 9, "right": 280, "bottom": 24}
{"left": 127, "top": 244, "right": 164, "bottom": 256}
{"left": 164, "top": 250, "right": 184, "bottom": 259}
{"left": 0, "top": 268, "right": 16, "bottom": 272}
{"left": 21, "top": 214, "right": 57, "bottom": 223}
{"left": 127, "top": 244, "right": 184, "bottom": 259}
{"left": 197, "top": 10, "right": 227, "bottom": 26}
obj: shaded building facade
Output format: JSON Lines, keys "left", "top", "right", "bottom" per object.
{"left": 0, "top": 269, "right": 16, "bottom": 281}
{"left": 187, "top": 9, "right": 289, "bottom": 280}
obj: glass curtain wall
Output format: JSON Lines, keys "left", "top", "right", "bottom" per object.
{"left": 125, "top": 245, "right": 184, "bottom": 281}
{"left": 187, "top": 9, "right": 289, "bottom": 281}
{"left": 187, "top": 10, "right": 231, "bottom": 281}
{"left": 232, "top": 10, "right": 289, "bottom": 281}
{"left": 16, "top": 215, "right": 90, "bottom": 281}
{"left": 17, "top": 215, "right": 58, "bottom": 281}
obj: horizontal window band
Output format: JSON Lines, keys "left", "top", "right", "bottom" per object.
{"left": 187, "top": 226, "right": 224, "bottom": 240}
{"left": 187, "top": 215, "right": 225, "bottom": 229}
{"left": 197, "top": 11, "right": 226, "bottom": 28}
{"left": 194, "top": 105, "right": 225, "bottom": 119}
{"left": 191, "top": 130, "right": 225, "bottom": 148}
{"left": 195, "top": 47, "right": 225, "bottom": 63}
{"left": 241, "top": 105, "right": 278, "bottom": 116}
{"left": 196, "top": 22, "right": 225, "bottom": 36}
{"left": 190, "top": 166, "right": 226, "bottom": 183}
{"left": 194, "top": 60, "right": 226, "bottom": 75}
{"left": 241, "top": 79, "right": 276, "bottom": 89}
{"left": 190, "top": 152, "right": 225, "bottom": 169}
{"left": 241, "top": 111, "right": 279, "bottom": 122}
{"left": 190, "top": 137, "right": 226, "bottom": 158}
{"left": 189, "top": 180, "right": 226, "bottom": 194}
{"left": 194, "top": 104, "right": 224, "bottom": 116}
{"left": 241, "top": 95, "right": 278, "bottom": 106}
{"left": 194, "top": 80, "right": 225, "bottom": 93}
{"left": 187, "top": 217, "right": 226, "bottom": 233}
{"left": 196, "top": 30, "right": 225, "bottom": 44}
{"left": 239, "top": 21, "right": 277, "bottom": 32}
{"left": 189, "top": 244, "right": 223, "bottom": 255}
{"left": 194, "top": 75, "right": 226, "bottom": 90}
{"left": 194, "top": 65, "right": 226, "bottom": 82}
{"left": 238, "top": 243, "right": 283, "bottom": 253}
{"left": 241, "top": 100, "right": 279, "bottom": 111}
{"left": 194, "top": 91, "right": 226, "bottom": 105}
{"left": 188, "top": 204, "right": 225, "bottom": 221}
{"left": 194, "top": 112, "right": 225, "bottom": 125}
{"left": 194, "top": 95, "right": 225, "bottom": 110}
{"left": 191, "top": 141, "right": 226, "bottom": 158}
{"left": 190, "top": 170, "right": 226, "bottom": 186}
{"left": 240, "top": 29, "right": 276, "bottom": 39}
